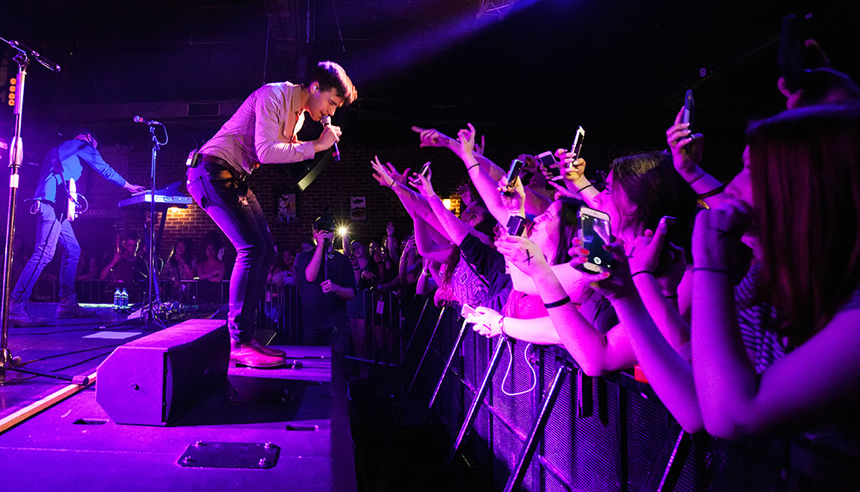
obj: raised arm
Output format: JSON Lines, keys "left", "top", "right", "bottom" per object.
{"left": 371, "top": 156, "right": 452, "bottom": 242}
{"left": 412, "top": 214, "right": 454, "bottom": 264}
{"left": 413, "top": 167, "right": 489, "bottom": 246}
{"left": 666, "top": 106, "right": 728, "bottom": 209}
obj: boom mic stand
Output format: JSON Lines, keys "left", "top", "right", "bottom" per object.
{"left": 0, "top": 39, "right": 85, "bottom": 384}
{"left": 140, "top": 122, "right": 168, "bottom": 329}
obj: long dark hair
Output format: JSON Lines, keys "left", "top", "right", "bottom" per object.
{"left": 610, "top": 151, "right": 698, "bottom": 258}
{"left": 167, "top": 239, "right": 194, "bottom": 268}
{"left": 748, "top": 103, "right": 860, "bottom": 342}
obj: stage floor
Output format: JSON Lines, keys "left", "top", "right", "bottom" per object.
{"left": 0, "top": 303, "right": 356, "bottom": 492}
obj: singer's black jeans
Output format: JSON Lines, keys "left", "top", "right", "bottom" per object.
{"left": 186, "top": 161, "right": 275, "bottom": 343}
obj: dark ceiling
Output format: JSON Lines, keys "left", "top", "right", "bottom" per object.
{"left": 1, "top": 0, "right": 859, "bottom": 152}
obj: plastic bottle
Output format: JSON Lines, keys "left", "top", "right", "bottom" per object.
{"left": 114, "top": 288, "right": 121, "bottom": 311}
{"left": 120, "top": 288, "right": 129, "bottom": 309}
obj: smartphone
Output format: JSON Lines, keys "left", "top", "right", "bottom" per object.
{"left": 575, "top": 207, "right": 613, "bottom": 273}
{"left": 502, "top": 158, "right": 525, "bottom": 196}
{"left": 571, "top": 126, "right": 586, "bottom": 160}
{"left": 419, "top": 161, "right": 431, "bottom": 178}
{"left": 505, "top": 158, "right": 524, "bottom": 184}
{"left": 461, "top": 304, "right": 480, "bottom": 318}
{"left": 536, "top": 150, "right": 561, "bottom": 180}
{"left": 682, "top": 90, "right": 694, "bottom": 130}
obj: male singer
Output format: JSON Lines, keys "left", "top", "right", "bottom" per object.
{"left": 186, "top": 61, "right": 357, "bottom": 368}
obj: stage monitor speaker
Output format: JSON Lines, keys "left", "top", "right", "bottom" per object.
{"left": 96, "top": 319, "right": 230, "bottom": 426}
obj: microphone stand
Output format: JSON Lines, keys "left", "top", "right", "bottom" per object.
{"left": 0, "top": 40, "right": 83, "bottom": 384}
{"left": 142, "top": 124, "right": 167, "bottom": 329}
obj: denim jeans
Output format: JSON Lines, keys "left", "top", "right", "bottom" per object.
{"left": 186, "top": 162, "right": 275, "bottom": 343}
{"left": 12, "top": 201, "right": 80, "bottom": 303}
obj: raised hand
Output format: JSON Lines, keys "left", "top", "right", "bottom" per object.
{"left": 666, "top": 106, "right": 704, "bottom": 177}
{"left": 457, "top": 123, "right": 477, "bottom": 158}
{"left": 554, "top": 150, "right": 587, "bottom": 183}
{"left": 411, "top": 164, "right": 436, "bottom": 197}
{"left": 497, "top": 174, "right": 526, "bottom": 216}
{"left": 371, "top": 155, "right": 410, "bottom": 188}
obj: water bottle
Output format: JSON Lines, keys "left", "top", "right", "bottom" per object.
{"left": 120, "top": 288, "right": 129, "bottom": 309}
{"left": 113, "top": 288, "right": 121, "bottom": 311}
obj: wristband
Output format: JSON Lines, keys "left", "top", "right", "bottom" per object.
{"left": 631, "top": 270, "right": 654, "bottom": 277}
{"left": 498, "top": 316, "right": 508, "bottom": 337}
{"left": 577, "top": 183, "right": 594, "bottom": 193}
{"left": 544, "top": 296, "right": 571, "bottom": 309}
{"left": 467, "top": 163, "right": 480, "bottom": 171}
{"left": 692, "top": 267, "right": 733, "bottom": 275}
{"left": 664, "top": 294, "right": 678, "bottom": 299}
{"left": 697, "top": 183, "right": 727, "bottom": 200}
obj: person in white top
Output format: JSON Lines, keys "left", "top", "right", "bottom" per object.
{"left": 186, "top": 61, "right": 357, "bottom": 368}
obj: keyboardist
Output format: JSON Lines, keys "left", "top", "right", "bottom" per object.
{"left": 8, "top": 130, "right": 146, "bottom": 326}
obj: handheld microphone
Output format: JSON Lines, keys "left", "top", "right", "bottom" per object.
{"left": 321, "top": 115, "right": 340, "bottom": 161}
{"left": 133, "top": 116, "right": 162, "bottom": 126}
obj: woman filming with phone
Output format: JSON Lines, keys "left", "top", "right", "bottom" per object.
{"left": 471, "top": 151, "right": 698, "bottom": 384}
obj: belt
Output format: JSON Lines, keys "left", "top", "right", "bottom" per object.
{"left": 193, "top": 154, "right": 249, "bottom": 182}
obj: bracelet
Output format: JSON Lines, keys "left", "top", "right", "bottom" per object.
{"left": 389, "top": 181, "right": 396, "bottom": 188}
{"left": 664, "top": 294, "right": 678, "bottom": 299}
{"left": 687, "top": 169, "right": 707, "bottom": 185}
{"left": 692, "top": 267, "right": 733, "bottom": 275}
{"left": 498, "top": 316, "right": 508, "bottom": 337}
{"left": 543, "top": 296, "right": 571, "bottom": 309}
{"left": 467, "top": 163, "right": 480, "bottom": 171}
{"left": 577, "top": 183, "right": 594, "bottom": 193}
{"left": 697, "top": 183, "right": 727, "bottom": 200}
{"left": 631, "top": 270, "right": 654, "bottom": 277}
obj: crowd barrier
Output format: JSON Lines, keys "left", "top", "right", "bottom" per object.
{"left": 69, "top": 280, "right": 846, "bottom": 490}
{"left": 391, "top": 296, "right": 844, "bottom": 492}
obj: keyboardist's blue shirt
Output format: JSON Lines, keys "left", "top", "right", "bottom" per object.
{"left": 33, "top": 139, "right": 127, "bottom": 203}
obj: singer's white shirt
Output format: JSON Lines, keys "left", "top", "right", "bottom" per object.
{"left": 200, "top": 82, "right": 315, "bottom": 174}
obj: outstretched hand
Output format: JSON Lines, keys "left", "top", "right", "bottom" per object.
{"left": 371, "top": 156, "right": 410, "bottom": 188}
{"left": 411, "top": 126, "right": 454, "bottom": 149}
